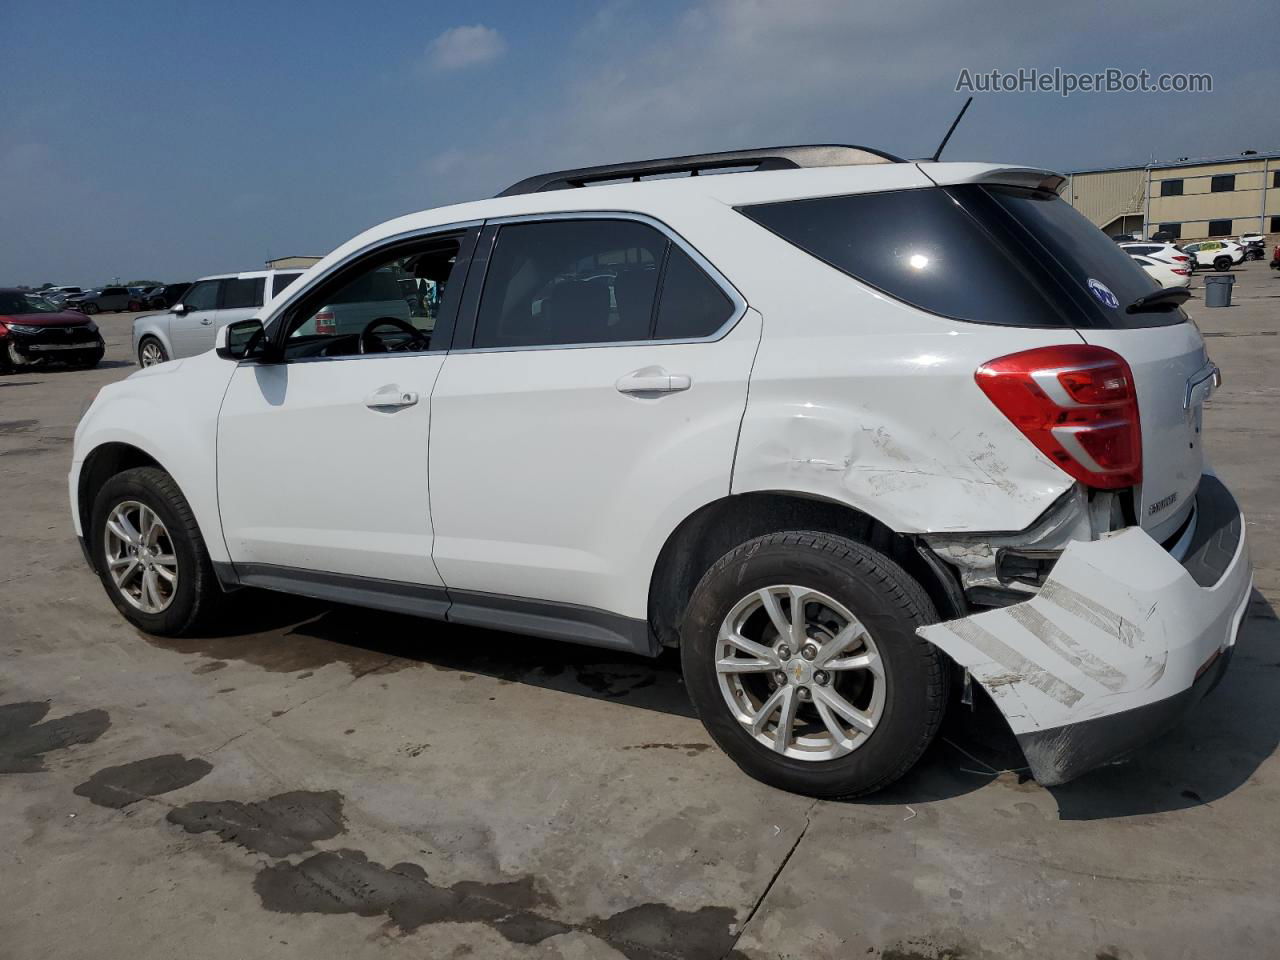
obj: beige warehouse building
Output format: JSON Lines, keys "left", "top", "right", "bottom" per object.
{"left": 1066, "top": 150, "right": 1280, "bottom": 243}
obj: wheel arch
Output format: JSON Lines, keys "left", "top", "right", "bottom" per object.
{"left": 646, "top": 490, "right": 966, "bottom": 650}
{"left": 77, "top": 442, "right": 165, "bottom": 570}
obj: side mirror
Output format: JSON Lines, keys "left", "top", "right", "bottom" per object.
{"left": 216, "top": 318, "right": 267, "bottom": 361}
{"left": 171, "top": 302, "right": 188, "bottom": 314}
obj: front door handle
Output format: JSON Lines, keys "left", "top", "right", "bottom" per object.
{"left": 615, "top": 367, "right": 692, "bottom": 396}
{"left": 200, "top": 317, "right": 212, "bottom": 325}
{"left": 364, "top": 385, "right": 419, "bottom": 409}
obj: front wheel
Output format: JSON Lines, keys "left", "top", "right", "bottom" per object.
{"left": 83, "top": 302, "right": 100, "bottom": 315}
{"left": 90, "top": 466, "right": 225, "bottom": 635}
{"left": 1213, "top": 256, "right": 1232, "bottom": 271}
{"left": 138, "top": 336, "right": 168, "bottom": 367}
{"left": 681, "top": 531, "right": 947, "bottom": 798}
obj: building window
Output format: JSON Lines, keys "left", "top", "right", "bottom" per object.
{"left": 1271, "top": 215, "right": 1280, "bottom": 233}
{"left": 1159, "top": 178, "right": 1183, "bottom": 197}
{"left": 1210, "top": 174, "right": 1235, "bottom": 193}
{"left": 1207, "top": 220, "right": 1232, "bottom": 237}
{"left": 1156, "top": 222, "right": 1181, "bottom": 240}
{"left": 1273, "top": 171, "right": 1280, "bottom": 189}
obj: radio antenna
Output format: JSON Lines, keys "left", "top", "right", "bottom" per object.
{"left": 931, "top": 96, "right": 973, "bottom": 162}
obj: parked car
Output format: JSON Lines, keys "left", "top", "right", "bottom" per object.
{"left": 68, "top": 285, "right": 133, "bottom": 314}
{"left": 131, "top": 269, "right": 303, "bottom": 366}
{"left": 1236, "top": 234, "right": 1266, "bottom": 261}
{"left": 1182, "top": 240, "right": 1244, "bottom": 271}
{"left": 0, "top": 289, "right": 105, "bottom": 371}
{"left": 1118, "top": 241, "right": 1192, "bottom": 270}
{"left": 142, "top": 282, "right": 190, "bottom": 311}
{"left": 72, "top": 145, "right": 1250, "bottom": 798}
{"left": 1129, "top": 253, "right": 1191, "bottom": 289}
{"left": 127, "top": 286, "right": 164, "bottom": 311}
{"left": 1271, "top": 245, "right": 1280, "bottom": 271}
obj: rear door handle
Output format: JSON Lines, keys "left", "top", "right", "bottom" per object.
{"left": 615, "top": 367, "right": 692, "bottom": 396}
{"left": 364, "top": 385, "right": 419, "bottom": 409}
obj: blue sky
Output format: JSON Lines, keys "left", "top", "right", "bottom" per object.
{"left": 2, "top": 0, "right": 1275, "bottom": 285}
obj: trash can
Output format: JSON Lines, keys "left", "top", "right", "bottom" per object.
{"left": 1204, "top": 273, "right": 1235, "bottom": 308}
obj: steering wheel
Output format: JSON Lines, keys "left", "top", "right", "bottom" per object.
{"left": 358, "top": 316, "right": 431, "bottom": 354}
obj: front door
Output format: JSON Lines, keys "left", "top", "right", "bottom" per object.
{"left": 429, "top": 217, "right": 759, "bottom": 619}
{"left": 216, "top": 229, "right": 475, "bottom": 592}
{"left": 169, "top": 278, "right": 222, "bottom": 357}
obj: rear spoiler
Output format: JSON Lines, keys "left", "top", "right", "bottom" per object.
{"left": 914, "top": 163, "right": 1066, "bottom": 195}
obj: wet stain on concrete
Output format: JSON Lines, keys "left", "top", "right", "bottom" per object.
{"left": 192, "top": 660, "right": 228, "bottom": 674}
{"left": 574, "top": 667, "right": 658, "bottom": 699}
{"left": 0, "top": 419, "right": 39, "bottom": 434}
{"left": 623, "top": 742, "right": 712, "bottom": 757}
{"left": 167, "top": 790, "right": 345, "bottom": 857}
{"left": 0, "top": 446, "right": 51, "bottom": 458}
{"left": 881, "top": 939, "right": 969, "bottom": 960}
{"left": 0, "top": 700, "right": 111, "bottom": 774}
{"left": 253, "top": 849, "right": 745, "bottom": 958}
{"left": 73, "top": 754, "right": 212, "bottom": 808}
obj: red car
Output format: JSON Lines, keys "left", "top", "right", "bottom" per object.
{"left": 1271, "top": 245, "right": 1279, "bottom": 271}
{"left": 0, "top": 288, "right": 106, "bottom": 372}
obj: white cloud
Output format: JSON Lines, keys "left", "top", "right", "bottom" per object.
{"left": 427, "top": 25, "right": 507, "bottom": 72}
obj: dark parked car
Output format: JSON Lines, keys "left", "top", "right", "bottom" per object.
{"left": 127, "top": 285, "right": 164, "bottom": 311}
{"left": 69, "top": 286, "right": 132, "bottom": 314}
{"left": 145, "top": 282, "right": 191, "bottom": 310}
{"left": 0, "top": 289, "right": 105, "bottom": 371}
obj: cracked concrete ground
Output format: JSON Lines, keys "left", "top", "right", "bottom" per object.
{"left": 2, "top": 263, "right": 1278, "bottom": 959}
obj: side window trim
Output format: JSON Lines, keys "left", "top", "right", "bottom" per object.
{"left": 451, "top": 210, "right": 745, "bottom": 353}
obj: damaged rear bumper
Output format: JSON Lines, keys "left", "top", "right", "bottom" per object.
{"left": 918, "top": 474, "right": 1251, "bottom": 785}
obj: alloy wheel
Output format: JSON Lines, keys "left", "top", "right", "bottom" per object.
{"left": 715, "top": 585, "right": 886, "bottom": 761}
{"left": 140, "top": 341, "right": 165, "bottom": 366}
{"left": 103, "top": 500, "right": 179, "bottom": 613}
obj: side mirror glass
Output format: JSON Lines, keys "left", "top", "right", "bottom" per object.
{"left": 171, "top": 302, "right": 188, "bottom": 314}
{"left": 216, "top": 318, "right": 266, "bottom": 361}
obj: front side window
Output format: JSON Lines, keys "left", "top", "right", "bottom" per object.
{"left": 181, "top": 280, "right": 220, "bottom": 311}
{"left": 1210, "top": 174, "right": 1235, "bottom": 193}
{"left": 281, "top": 234, "right": 465, "bottom": 359}
{"left": 222, "top": 277, "right": 265, "bottom": 309}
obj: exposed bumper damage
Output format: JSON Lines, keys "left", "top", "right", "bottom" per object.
{"left": 918, "top": 475, "right": 1251, "bottom": 785}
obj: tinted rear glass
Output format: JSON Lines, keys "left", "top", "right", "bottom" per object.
{"left": 222, "top": 277, "right": 266, "bottom": 309}
{"left": 741, "top": 185, "right": 1181, "bottom": 329}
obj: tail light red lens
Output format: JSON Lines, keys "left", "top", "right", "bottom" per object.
{"left": 314, "top": 310, "right": 336, "bottom": 335}
{"left": 1171, "top": 255, "right": 1190, "bottom": 262}
{"left": 1172, "top": 268, "right": 1189, "bottom": 276}
{"left": 975, "top": 344, "right": 1142, "bottom": 489}
{"left": 0, "top": 321, "right": 9, "bottom": 338}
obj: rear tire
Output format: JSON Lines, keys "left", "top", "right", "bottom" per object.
{"left": 1213, "top": 256, "right": 1232, "bottom": 271}
{"left": 680, "top": 531, "right": 948, "bottom": 798}
{"left": 90, "top": 466, "right": 225, "bottom": 636}
{"left": 83, "top": 302, "right": 100, "bottom": 315}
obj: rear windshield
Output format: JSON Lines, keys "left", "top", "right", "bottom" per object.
{"left": 740, "top": 185, "right": 1183, "bottom": 329}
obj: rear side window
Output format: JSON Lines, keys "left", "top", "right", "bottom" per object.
{"left": 272, "top": 273, "right": 301, "bottom": 297}
{"left": 474, "top": 219, "right": 666, "bottom": 348}
{"left": 222, "top": 277, "right": 265, "bottom": 309}
{"left": 742, "top": 185, "right": 1179, "bottom": 330}
{"left": 654, "top": 246, "right": 734, "bottom": 340}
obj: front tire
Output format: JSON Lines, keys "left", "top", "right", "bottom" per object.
{"left": 138, "top": 336, "right": 168, "bottom": 367}
{"left": 1213, "top": 256, "right": 1232, "bottom": 271}
{"left": 83, "top": 302, "right": 100, "bottom": 315}
{"left": 681, "top": 531, "right": 947, "bottom": 798}
{"left": 90, "top": 466, "right": 224, "bottom": 636}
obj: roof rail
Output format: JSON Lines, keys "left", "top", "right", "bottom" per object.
{"left": 496, "top": 144, "right": 903, "bottom": 197}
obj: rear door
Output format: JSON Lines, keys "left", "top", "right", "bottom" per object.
{"left": 428, "top": 216, "right": 758, "bottom": 618}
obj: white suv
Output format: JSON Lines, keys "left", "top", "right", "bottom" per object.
{"left": 70, "top": 146, "right": 1251, "bottom": 797}
{"left": 132, "top": 269, "right": 305, "bottom": 366}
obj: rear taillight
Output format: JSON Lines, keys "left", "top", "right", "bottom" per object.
{"left": 975, "top": 344, "right": 1142, "bottom": 489}
{"left": 1171, "top": 255, "right": 1190, "bottom": 262}
{"left": 1172, "top": 268, "right": 1189, "bottom": 276}
{"left": 314, "top": 310, "right": 336, "bottom": 335}
{"left": 0, "top": 321, "right": 9, "bottom": 338}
